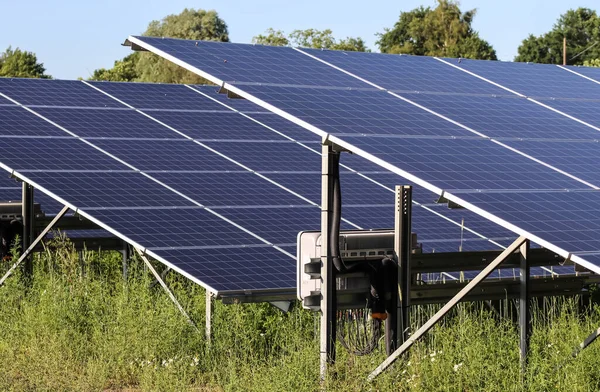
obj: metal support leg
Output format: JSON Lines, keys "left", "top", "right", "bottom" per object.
{"left": 121, "top": 241, "right": 129, "bottom": 280}
{"left": 397, "top": 186, "right": 412, "bottom": 344}
{"left": 368, "top": 235, "right": 528, "bottom": 381}
{"left": 134, "top": 248, "right": 199, "bottom": 332}
{"left": 206, "top": 290, "right": 213, "bottom": 343}
{"left": 1, "top": 205, "right": 70, "bottom": 287}
{"left": 519, "top": 240, "right": 531, "bottom": 373}
{"left": 320, "top": 141, "right": 336, "bottom": 381}
{"left": 21, "top": 183, "right": 34, "bottom": 280}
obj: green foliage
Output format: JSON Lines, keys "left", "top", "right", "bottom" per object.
{"left": 515, "top": 8, "right": 600, "bottom": 65}
{"left": 89, "top": 8, "right": 228, "bottom": 83}
{"left": 0, "top": 46, "right": 51, "bottom": 78}
{"left": 583, "top": 58, "right": 600, "bottom": 67}
{"left": 252, "top": 28, "right": 290, "bottom": 46}
{"left": 377, "top": 0, "right": 497, "bottom": 60}
{"left": 252, "top": 28, "right": 369, "bottom": 51}
{"left": 90, "top": 53, "right": 139, "bottom": 82}
{"left": 3, "top": 240, "right": 600, "bottom": 390}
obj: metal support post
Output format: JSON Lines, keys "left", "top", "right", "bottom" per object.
{"left": 206, "top": 290, "right": 213, "bottom": 343}
{"left": 519, "top": 240, "right": 531, "bottom": 373}
{"left": 397, "top": 186, "right": 412, "bottom": 344}
{"left": 320, "top": 140, "right": 337, "bottom": 381}
{"left": 386, "top": 186, "right": 412, "bottom": 355}
{"left": 134, "top": 248, "right": 199, "bottom": 332}
{"left": 121, "top": 241, "right": 129, "bottom": 280}
{"left": 1, "top": 205, "right": 70, "bottom": 287}
{"left": 368, "top": 235, "right": 528, "bottom": 381}
{"left": 21, "top": 182, "right": 34, "bottom": 280}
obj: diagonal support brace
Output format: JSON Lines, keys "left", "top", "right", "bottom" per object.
{"left": 0, "top": 205, "right": 70, "bottom": 287}
{"left": 134, "top": 247, "right": 199, "bottom": 332}
{"left": 368, "top": 235, "right": 528, "bottom": 381}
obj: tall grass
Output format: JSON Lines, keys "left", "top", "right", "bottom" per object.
{"left": 1, "top": 236, "right": 600, "bottom": 391}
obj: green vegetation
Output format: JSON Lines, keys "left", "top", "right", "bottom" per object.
{"left": 515, "top": 8, "right": 600, "bottom": 65}
{"left": 252, "top": 28, "right": 369, "bottom": 52}
{"left": 2, "top": 236, "right": 600, "bottom": 391}
{"left": 0, "top": 46, "right": 51, "bottom": 79}
{"left": 376, "top": 0, "right": 497, "bottom": 59}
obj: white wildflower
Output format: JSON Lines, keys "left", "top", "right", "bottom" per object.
{"left": 453, "top": 362, "right": 463, "bottom": 372}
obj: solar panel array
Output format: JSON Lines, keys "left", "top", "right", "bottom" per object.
{"left": 0, "top": 77, "right": 535, "bottom": 295}
{"left": 126, "top": 35, "right": 600, "bottom": 275}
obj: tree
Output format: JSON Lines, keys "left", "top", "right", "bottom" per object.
{"left": 252, "top": 28, "right": 289, "bottom": 46}
{"left": 90, "top": 53, "right": 139, "bottom": 82}
{"left": 0, "top": 46, "right": 51, "bottom": 78}
{"left": 584, "top": 59, "right": 600, "bottom": 67}
{"left": 377, "top": 0, "right": 497, "bottom": 60}
{"left": 90, "top": 8, "right": 228, "bottom": 83}
{"left": 252, "top": 28, "right": 369, "bottom": 52}
{"left": 515, "top": 8, "right": 600, "bottom": 65}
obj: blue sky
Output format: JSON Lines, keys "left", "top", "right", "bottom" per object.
{"left": 0, "top": 0, "right": 597, "bottom": 79}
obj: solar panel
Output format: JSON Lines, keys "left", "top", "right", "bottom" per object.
{"left": 0, "top": 73, "right": 575, "bottom": 295}
{"left": 126, "top": 36, "right": 600, "bottom": 276}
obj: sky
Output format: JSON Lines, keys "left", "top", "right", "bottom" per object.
{"left": 0, "top": 0, "right": 597, "bottom": 80}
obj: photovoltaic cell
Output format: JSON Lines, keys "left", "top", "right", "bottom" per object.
{"left": 449, "top": 58, "right": 600, "bottom": 100}
{"left": 564, "top": 65, "right": 600, "bottom": 83}
{"left": 130, "top": 36, "right": 368, "bottom": 88}
{"left": 202, "top": 140, "right": 322, "bottom": 172}
{"left": 0, "top": 78, "right": 125, "bottom": 108}
{"left": 240, "top": 84, "right": 476, "bottom": 138}
{"left": 302, "top": 48, "right": 508, "bottom": 95}
{"left": 23, "top": 171, "right": 196, "bottom": 208}
{"left": 191, "top": 85, "right": 271, "bottom": 112}
{"left": 89, "top": 207, "right": 264, "bottom": 249}
{"left": 0, "top": 106, "right": 68, "bottom": 137}
{"left": 33, "top": 107, "right": 187, "bottom": 139}
{"left": 147, "top": 111, "right": 304, "bottom": 141}
{"left": 88, "top": 81, "right": 227, "bottom": 111}
{"left": 531, "top": 99, "right": 600, "bottom": 130}
{"left": 404, "top": 93, "right": 600, "bottom": 140}
{"left": 460, "top": 190, "right": 600, "bottom": 253}
{"left": 242, "top": 112, "right": 320, "bottom": 141}
{"left": 150, "top": 246, "right": 295, "bottom": 292}
{"left": 340, "top": 135, "right": 588, "bottom": 191}
{"left": 90, "top": 138, "right": 241, "bottom": 172}
{"left": 1, "top": 136, "right": 126, "bottom": 171}
{"left": 149, "top": 171, "right": 312, "bottom": 207}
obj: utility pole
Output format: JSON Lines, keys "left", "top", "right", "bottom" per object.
{"left": 563, "top": 37, "right": 567, "bottom": 66}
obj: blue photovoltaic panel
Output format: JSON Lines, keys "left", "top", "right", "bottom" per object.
{"left": 191, "top": 85, "right": 271, "bottom": 113}
{"left": 33, "top": 107, "right": 187, "bottom": 139}
{"left": 500, "top": 139, "right": 600, "bottom": 187}
{"left": 0, "top": 94, "right": 13, "bottom": 105}
{"left": 243, "top": 112, "right": 320, "bottom": 141}
{"left": 149, "top": 171, "right": 311, "bottom": 207}
{"left": 450, "top": 58, "right": 600, "bottom": 100}
{"left": 1, "top": 136, "right": 126, "bottom": 171}
{"left": 23, "top": 171, "right": 196, "bottom": 208}
{"left": 339, "top": 135, "right": 587, "bottom": 191}
{"left": 90, "top": 138, "right": 241, "bottom": 172}
{"left": 0, "top": 106, "right": 68, "bottom": 137}
{"left": 404, "top": 93, "right": 600, "bottom": 140}
{"left": 302, "top": 48, "right": 508, "bottom": 95}
{"left": 151, "top": 246, "right": 295, "bottom": 291}
{"left": 564, "top": 66, "right": 600, "bottom": 83}
{"left": 216, "top": 206, "right": 333, "bottom": 245}
{"left": 147, "top": 111, "right": 305, "bottom": 141}
{"left": 89, "top": 207, "right": 264, "bottom": 249}
{"left": 0, "top": 78, "right": 124, "bottom": 108}
{"left": 240, "top": 84, "right": 475, "bottom": 138}
{"left": 531, "top": 99, "right": 600, "bottom": 130}
{"left": 460, "top": 191, "right": 600, "bottom": 253}
{"left": 88, "top": 81, "right": 227, "bottom": 111}
{"left": 130, "top": 36, "right": 367, "bottom": 88}
{"left": 202, "top": 140, "right": 322, "bottom": 172}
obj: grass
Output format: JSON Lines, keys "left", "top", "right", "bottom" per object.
{"left": 1, "top": 235, "right": 600, "bottom": 391}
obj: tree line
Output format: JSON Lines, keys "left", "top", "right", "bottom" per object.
{"left": 2, "top": 0, "right": 599, "bottom": 81}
